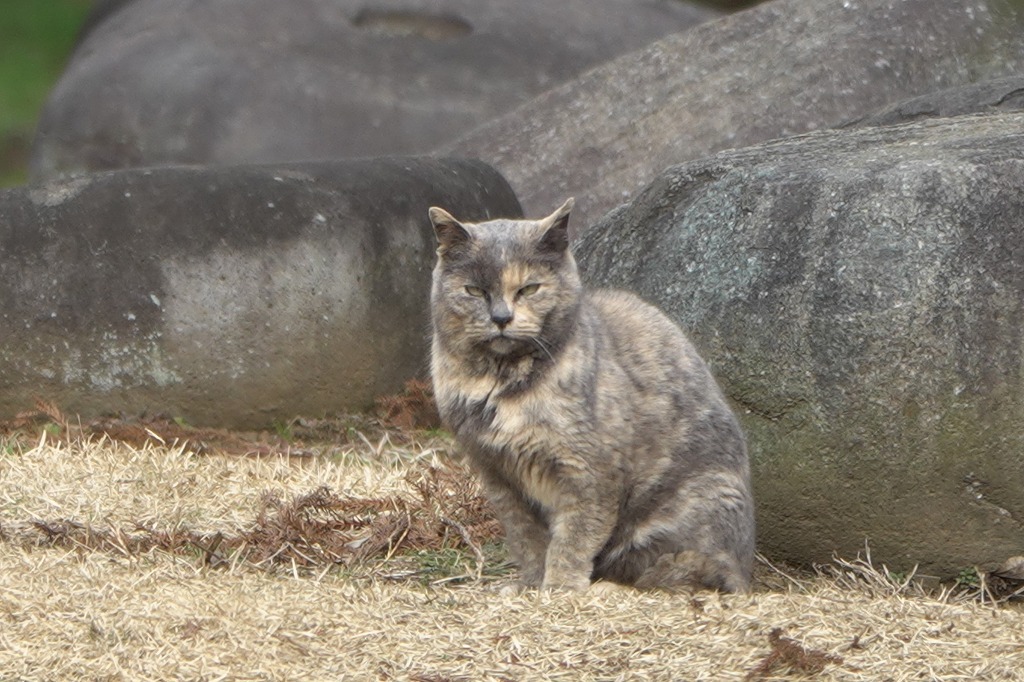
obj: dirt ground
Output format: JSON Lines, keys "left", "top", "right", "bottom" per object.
{"left": 1, "top": 416, "right": 1022, "bottom": 681}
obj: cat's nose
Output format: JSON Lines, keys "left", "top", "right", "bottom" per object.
{"left": 490, "top": 305, "right": 514, "bottom": 328}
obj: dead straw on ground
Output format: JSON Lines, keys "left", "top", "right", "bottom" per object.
{"left": 1, "top": 419, "right": 1023, "bottom": 681}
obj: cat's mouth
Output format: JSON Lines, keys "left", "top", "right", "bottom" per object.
{"left": 485, "top": 333, "right": 531, "bottom": 357}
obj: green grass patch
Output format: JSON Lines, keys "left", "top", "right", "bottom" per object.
{"left": 0, "top": 0, "right": 90, "bottom": 186}
{"left": 397, "top": 542, "right": 513, "bottom": 586}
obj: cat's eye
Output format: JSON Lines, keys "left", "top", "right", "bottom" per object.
{"left": 464, "top": 285, "right": 487, "bottom": 298}
{"left": 517, "top": 284, "right": 541, "bottom": 298}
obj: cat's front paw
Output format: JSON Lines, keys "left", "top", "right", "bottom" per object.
{"left": 498, "top": 583, "right": 529, "bottom": 598}
{"left": 517, "top": 567, "right": 544, "bottom": 589}
{"left": 540, "top": 573, "right": 591, "bottom": 592}
{"left": 588, "top": 580, "right": 631, "bottom": 596}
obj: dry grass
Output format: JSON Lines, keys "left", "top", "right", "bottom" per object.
{"left": 1, "top": 422, "right": 1023, "bottom": 681}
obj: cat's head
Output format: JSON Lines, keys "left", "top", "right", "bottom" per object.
{"left": 428, "top": 198, "right": 581, "bottom": 362}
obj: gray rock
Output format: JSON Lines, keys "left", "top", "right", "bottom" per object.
{"left": 845, "top": 75, "right": 1024, "bottom": 128}
{"left": 695, "top": 0, "right": 765, "bottom": 8}
{"left": 73, "top": 0, "right": 134, "bottom": 48}
{"left": 0, "top": 157, "right": 521, "bottom": 428}
{"left": 31, "top": 0, "right": 716, "bottom": 179}
{"left": 444, "top": 0, "right": 1024, "bottom": 233}
{"left": 574, "top": 112, "right": 1024, "bottom": 577}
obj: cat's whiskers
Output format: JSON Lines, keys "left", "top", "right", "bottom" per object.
{"left": 529, "top": 336, "right": 556, "bottom": 363}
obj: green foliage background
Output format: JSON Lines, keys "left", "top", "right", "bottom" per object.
{"left": 0, "top": 0, "right": 90, "bottom": 187}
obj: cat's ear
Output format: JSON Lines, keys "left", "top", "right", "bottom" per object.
{"left": 429, "top": 206, "right": 472, "bottom": 256}
{"left": 537, "top": 197, "right": 574, "bottom": 254}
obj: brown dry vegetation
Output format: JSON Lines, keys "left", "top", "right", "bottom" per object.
{"left": 1, "top": 406, "right": 1023, "bottom": 681}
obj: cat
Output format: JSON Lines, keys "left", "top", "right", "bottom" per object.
{"left": 427, "top": 198, "right": 755, "bottom": 592}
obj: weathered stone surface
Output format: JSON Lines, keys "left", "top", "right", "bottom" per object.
{"left": 444, "top": 0, "right": 1024, "bottom": 232}
{"left": 845, "top": 75, "right": 1024, "bottom": 128}
{"left": 0, "top": 157, "right": 521, "bottom": 428}
{"left": 73, "top": 0, "right": 134, "bottom": 48}
{"left": 575, "top": 113, "right": 1024, "bottom": 576}
{"left": 696, "top": 0, "right": 765, "bottom": 8}
{"left": 31, "top": 0, "right": 716, "bottom": 179}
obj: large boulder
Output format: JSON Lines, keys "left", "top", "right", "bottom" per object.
{"left": 0, "top": 157, "right": 521, "bottom": 428}
{"left": 444, "top": 0, "right": 1024, "bottom": 232}
{"left": 574, "top": 112, "right": 1024, "bottom": 577}
{"left": 845, "top": 75, "right": 1024, "bottom": 129}
{"left": 699, "top": 0, "right": 766, "bottom": 8}
{"left": 30, "top": 0, "right": 716, "bottom": 179}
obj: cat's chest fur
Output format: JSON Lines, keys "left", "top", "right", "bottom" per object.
{"left": 432, "top": 343, "right": 598, "bottom": 511}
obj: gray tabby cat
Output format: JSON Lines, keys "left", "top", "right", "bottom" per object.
{"left": 428, "top": 198, "right": 755, "bottom": 592}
